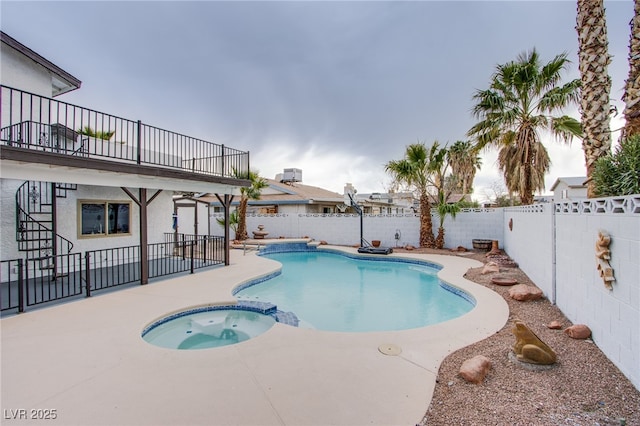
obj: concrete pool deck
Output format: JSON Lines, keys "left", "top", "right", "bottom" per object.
{"left": 1, "top": 246, "right": 509, "bottom": 426}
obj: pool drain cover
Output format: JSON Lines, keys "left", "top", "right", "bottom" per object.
{"left": 378, "top": 343, "right": 402, "bottom": 356}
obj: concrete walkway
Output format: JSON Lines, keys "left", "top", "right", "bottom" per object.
{"left": 1, "top": 246, "right": 508, "bottom": 426}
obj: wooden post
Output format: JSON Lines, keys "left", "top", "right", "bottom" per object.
{"left": 139, "top": 188, "right": 149, "bottom": 284}
{"left": 215, "top": 193, "right": 234, "bottom": 266}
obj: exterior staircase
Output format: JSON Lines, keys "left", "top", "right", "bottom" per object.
{"left": 16, "top": 181, "right": 76, "bottom": 265}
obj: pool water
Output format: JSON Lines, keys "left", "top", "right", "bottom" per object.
{"left": 143, "top": 309, "right": 276, "bottom": 350}
{"left": 235, "top": 250, "right": 474, "bottom": 332}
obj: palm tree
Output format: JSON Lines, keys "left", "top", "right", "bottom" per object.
{"left": 78, "top": 126, "right": 115, "bottom": 140}
{"left": 435, "top": 195, "right": 460, "bottom": 250}
{"left": 216, "top": 209, "right": 239, "bottom": 241}
{"left": 576, "top": 0, "right": 613, "bottom": 197}
{"left": 234, "top": 170, "right": 268, "bottom": 241}
{"left": 447, "top": 140, "right": 482, "bottom": 197}
{"left": 385, "top": 143, "right": 439, "bottom": 248}
{"left": 468, "top": 48, "right": 582, "bottom": 205}
{"left": 428, "top": 143, "right": 460, "bottom": 249}
{"left": 622, "top": 0, "right": 640, "bottom": 138}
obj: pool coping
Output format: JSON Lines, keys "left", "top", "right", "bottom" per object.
{"left": 0, "top": 245, "right": 509, "bottom": 426}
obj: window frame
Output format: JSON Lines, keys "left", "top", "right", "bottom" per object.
{"left": 78, "top": 199, "right": 132, "bottom": 238}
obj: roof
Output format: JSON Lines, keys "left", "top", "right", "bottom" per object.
{"left": 199, "top": 178, "right": 344, "bottom": 206}
{"left": 550, "top": 176, "right": 587, "bottom": 191}
{"left": 1, "top": 31, "right": 81, "bottom": 96}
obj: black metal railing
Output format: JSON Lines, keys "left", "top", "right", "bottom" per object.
{"left": 84, "top": 245, "right": 141, "bottom": 292}
{"left": 1, "top": 236, "right": 226, "bottom": 314}
{"left": 24, "top": 253, "right": 83, "bottom": 307}
{"left": 152, "top": 234, "right": 224, "bottom": 277}
{"left": 0, "top": 85, "right": 249, "bottom": 178}
{"left": 0, "top": 259, "right": 24, "bottom": 312}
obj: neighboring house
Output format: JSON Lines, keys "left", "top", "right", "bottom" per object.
{"left": 550, "top": 177, "right": 588, "bottom": 201}
{"left": 197, "top": 170, "right": 416, "bottom": 218}
{"left": 0, "top": 32, "right": 249, "bottom": 312}
{"left": 198, "top": 170, "right": 345, "bottom": 215}
{"left": 355, "top": 191, "right": 414, "bottom": 214}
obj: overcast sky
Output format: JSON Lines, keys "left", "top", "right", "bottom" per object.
{"left": 1, "top": 1, "right": 633, "bottom": 201}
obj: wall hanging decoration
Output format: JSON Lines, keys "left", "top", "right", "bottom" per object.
{"left": 595, "top": 230, "right": 615, "bottom": 289}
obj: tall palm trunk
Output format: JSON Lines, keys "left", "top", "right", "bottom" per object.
{"left": 236, "top": 197, "right": 249, "bottom": 240}
{"left": 576, "top": 0, "right": 613, "bottom": 197}
{"left": 419, "top": 189, "right": 435, "bottom": 248}
{"left": 622, "top": 0, "right": 640, "bottom": 138}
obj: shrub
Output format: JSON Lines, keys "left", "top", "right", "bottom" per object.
{"left": 592, "top": 134, "right": 640, "bottom": 197}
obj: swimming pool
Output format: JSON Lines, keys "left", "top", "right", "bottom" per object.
{"left": 235, "top": 250, "right": 475, "bottom": 332}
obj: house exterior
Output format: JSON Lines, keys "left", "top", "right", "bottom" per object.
{"left": 550, "top": 176, "right": 588, "bottom": 201}
{"left": 248, "top": 177, "right": 346, "bottom": 214}
{"left": 197, "top": 170, "right": 346, "bottom": 216}
{"left": 355, "top": 191, "right": 414, "bottom": 214}
{"left": 196, "top": 173, "right": 414, "bottom": 224}
{"left": 0, "top": 31, "right": 249, "bottom": 312}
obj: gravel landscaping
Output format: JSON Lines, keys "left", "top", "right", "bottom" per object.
{"left": 393, "top": 248, "right": 640, "bottom": 426}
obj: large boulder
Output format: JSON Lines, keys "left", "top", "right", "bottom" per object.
{"left": 459, "top": 355, "right": 492, "bottom": 384}
{"left": 509, "top": 284, "right": 543, "bottom": 301}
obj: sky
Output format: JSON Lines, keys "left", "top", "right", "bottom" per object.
{"left": 1, "top": 1, "right": 633, "bottom": 202}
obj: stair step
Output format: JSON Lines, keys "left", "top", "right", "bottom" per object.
{"left": 16, "top": 180, "right": 74, "bottom": 257}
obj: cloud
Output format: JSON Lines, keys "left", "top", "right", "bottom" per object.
{"left": 1, "top": 0, "right": 634, "bottom": 203}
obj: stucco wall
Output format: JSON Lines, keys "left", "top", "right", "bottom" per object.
{"left": 0, "top": 179, "right": 174, "bottom": 260}
{"left": 1, "top": 43, "right": 52, "bottom": 97}
{"left": 0, "top": 179, "right": 22, "bottom": 260}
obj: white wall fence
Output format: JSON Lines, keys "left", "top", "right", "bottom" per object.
{"left": 210, "top": 195, "right": 640, "bottom": 389}
{"left": 502, "top": 196, "right": 640, "bottom": 390}
{"left": 210, "top": 208, "right": 503, "bottom": 249}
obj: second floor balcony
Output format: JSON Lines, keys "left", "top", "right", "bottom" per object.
{"left": 0, "top": 85, "right": 250, "bottom": 193}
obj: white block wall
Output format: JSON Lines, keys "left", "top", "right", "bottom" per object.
{"left": 441, "top": 209, "right": 504, "bottom": 249}
{"left": 554, "top": 197, "right": 640, "bottom": 390}
{"left": 210, "top": 209, "right": 504, "bottom": 250}
{"left": 502, "top": 204, "right": 555, "bottom": 298}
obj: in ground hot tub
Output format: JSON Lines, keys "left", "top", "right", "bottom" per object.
{"left": 142, "top": 302, "right": 296, "bottom": 350}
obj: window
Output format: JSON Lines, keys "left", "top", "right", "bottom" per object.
{"left": 79, "top": 201, "right": 131, "bottom": 237}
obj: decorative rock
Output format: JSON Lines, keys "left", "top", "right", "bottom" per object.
{"left": 547, "top": 320, "right": 563, "bottom": 330}
{"left": 512, "top": 320, "right": 557, "bottom": 365}
{"left": 481, "top": 261, "right": 500, "bottom": 274}
{"left": 319, "top": 240, "right": 328, "bottom": 245}
{"left": 459, "top": 355, "right": 492, "bottom": 384}
{"left": 564, "top": 324, "right": 592, "bottom": 339}
{"left": 404, "top": 244, "right": 415, "bottom": 251}
{"left": 485, "top": 254, "right": 519, "bottom": 268}
{"left": 491, "top": 276, "right": 518, "bottom": 286}
{"left": 509, "top": 284, "right": 543, "bottom": 301}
